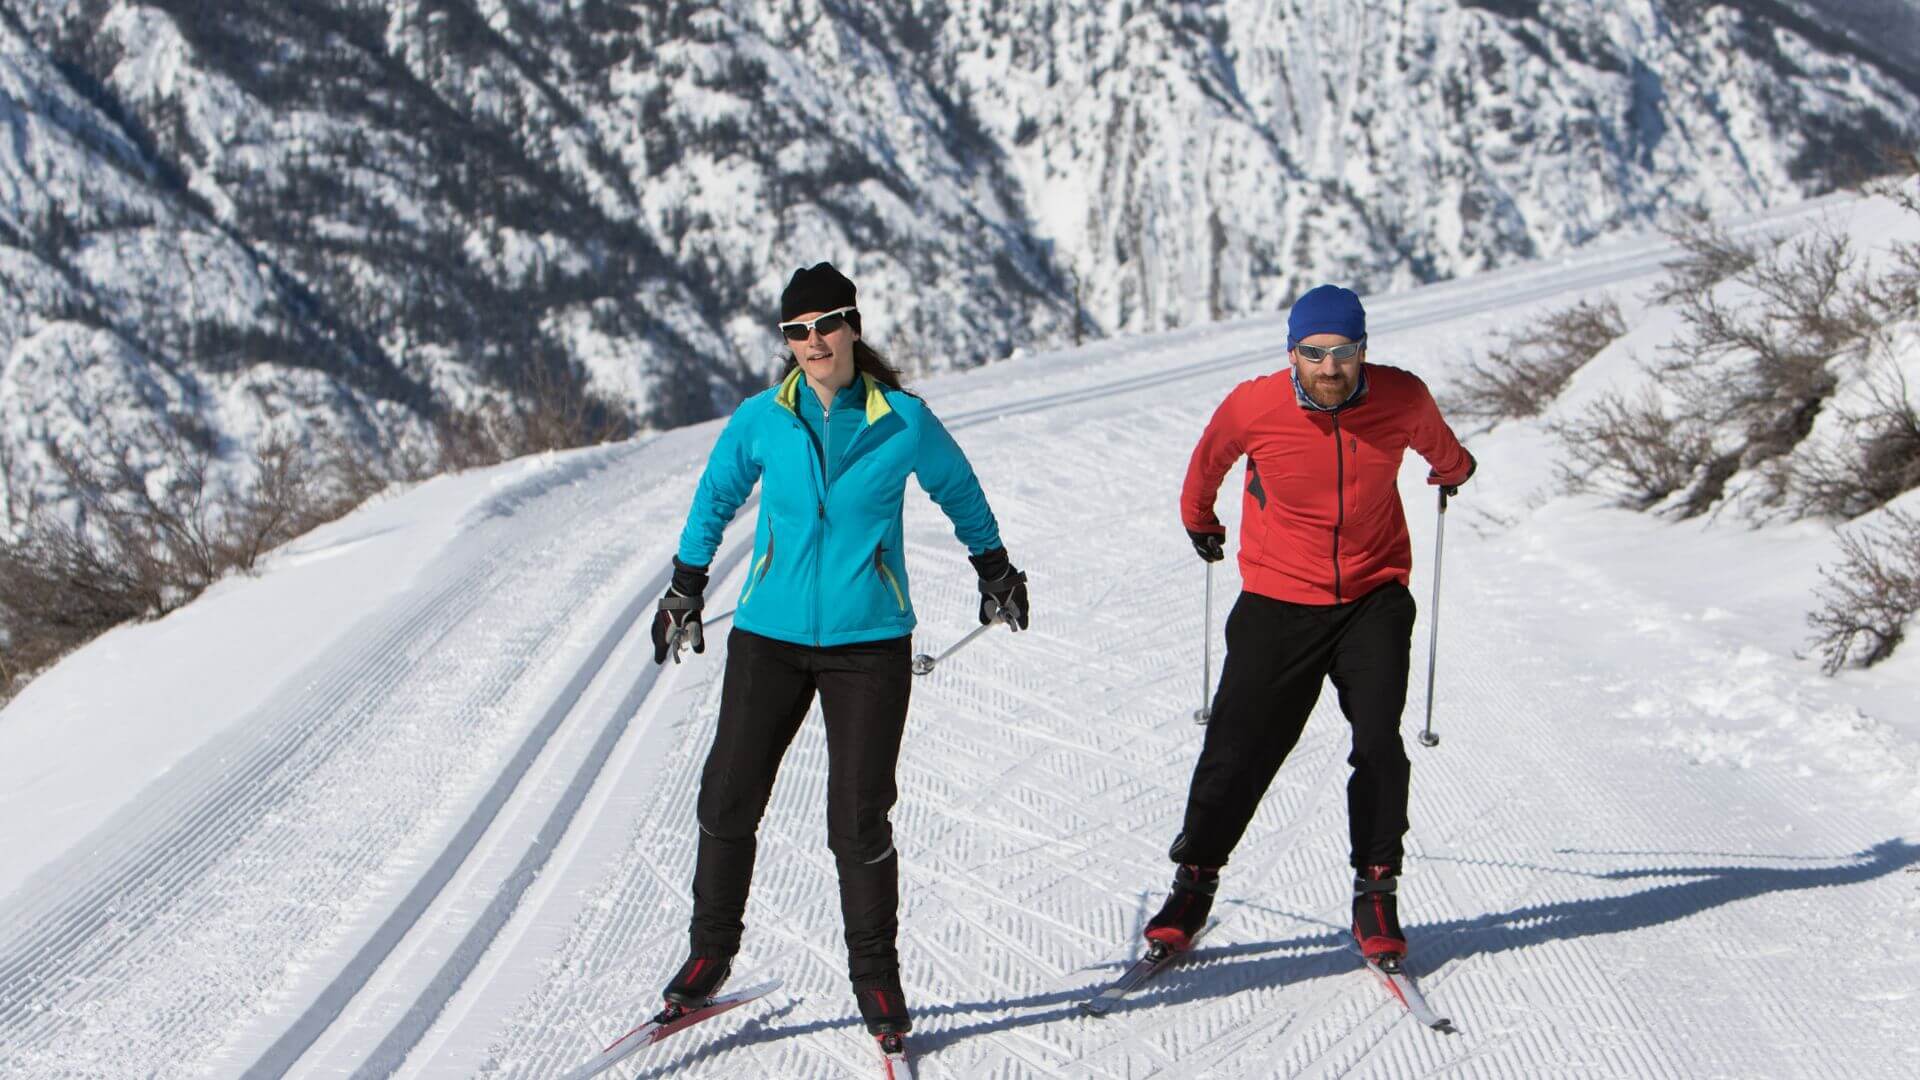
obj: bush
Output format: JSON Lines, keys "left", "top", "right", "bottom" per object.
{"left": 1807, "top": 508, "right": 1920, "bottom": 673}
{"left": 1582, "top": 225, "right": 1908, "bottom": 518}
{"left": 1446, "top": 296, "right": 1625, "bottom": 425}
{"left": 1786, "top": 357, "right": 1920, "bottom": 519}
{"left": 0, "top": 418, "right": 397, "bottom": 696}
{"left": 430, "top": 356, "right": 636, "bottom": 471}
{"left": 0, "top": 354, "right": 636, "bottom": 701}
{"left": 1869, "top": 147, "right": 1920, "bottom": 219}
{"left": 1649, "top": 215, "right": 1761, "bottom": 306}
{"left": 1552, "top": 387, "right": 1717, "bottom": 512}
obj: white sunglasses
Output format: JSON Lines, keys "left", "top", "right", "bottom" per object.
{"left": 779, "top": 306, "right": 857, "bottom": 341}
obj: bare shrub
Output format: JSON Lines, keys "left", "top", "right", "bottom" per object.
{"left": 0, "top": 421, "right": 381, "bottom": 700}
{"left": 1642, "top": 227, "right": 1907, "bottom": 514}
{"left": 46, "top": 422, "right": 228, "bottom": 604}
{"left": 432, "top": 357, "right": 634, "bottom": 471}
{"left": 1807, "top": 508, "right": 1920, "bottom": 673}
{"left": 1650, "top": 214, "right": 1761, "bottom": 305}
{"left": 1787, "top": 359, "right": 1920, "bottom": 519}
{"left": 1446, "top": 297, "right": 1625, "bottom": 425}
{"left": 0, "top": 354, "right": 639, "bottom": 700}
{"left": 1868, "top": 147, "right": 1920, "bottom": 218}
{"left": 1553, "top": 387, "right": 1716, "bottom": 511}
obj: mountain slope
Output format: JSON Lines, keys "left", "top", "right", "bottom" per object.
{"left": 5, "top": 0, "right": 1920, "bottom": 518}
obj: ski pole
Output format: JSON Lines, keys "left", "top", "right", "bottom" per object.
{"left": 1419, "top": 488, "right": 1449, "bottom": 748}
{"left": 912, "top": 605, "right": 1016, "bottom": 675}
{"left": 1194, "top": 560, "right": 1214, "bottom": 725}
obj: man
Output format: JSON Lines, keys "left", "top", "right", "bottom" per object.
{"left": 1143, "top": 284, "right": 1474, "bottom": 963}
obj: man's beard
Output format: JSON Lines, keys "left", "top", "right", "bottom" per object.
{"left": 1309, "top": 375, "right": 1352, "bottom": 406}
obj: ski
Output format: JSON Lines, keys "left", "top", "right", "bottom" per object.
{"left": 876, "top": 1031, "right": 915, "bottom": 1079}
{"left": 558, "top": 978, "right": 783, "bottom": 1080}
{"left": 1363, "top": 955, "right": 1458, "bottom": 1034}
{"left": 1079, "top": 921, "right": 1214, "bottom": 1016}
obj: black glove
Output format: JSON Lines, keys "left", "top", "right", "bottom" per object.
{"left": 651, "top": 558, "right": 709, "bottom": 664}
{"left": 1433, "top": 451, "right": 1478, "bottom": 498}
{"left": 968, "top": 547, "right": 1029, "bottom": 631}
{"left": 1187, "top": 529, "right": 1226, "bottom": 563}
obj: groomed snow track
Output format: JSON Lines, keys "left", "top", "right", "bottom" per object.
{"left": 2, "top": 197, "right": 1914, "bottom": 1079}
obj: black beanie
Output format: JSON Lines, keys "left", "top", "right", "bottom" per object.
{"left": 781, "top": 262, "right": 858, "bottom": 323}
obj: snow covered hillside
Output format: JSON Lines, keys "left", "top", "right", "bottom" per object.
{"left": 1, "top": 194, "right": 1917, "bottom": 1079}
{"left": 8, "top": 0, "right": 1920, "bottom": 519}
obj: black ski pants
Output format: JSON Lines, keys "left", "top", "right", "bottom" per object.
{"left": 689, "top": 628, "right": 912, "bottom": 984}
{"left": 1168, "top": 582, "right": 1417, "bottom": 874}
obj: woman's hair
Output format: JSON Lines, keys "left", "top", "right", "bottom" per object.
{"left": 852, "top": 340, "right": 906, "bottom": 389}
{"left": 779, "top": 338, "right": 907, "bottom": 390}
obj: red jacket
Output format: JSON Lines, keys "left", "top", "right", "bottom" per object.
{"left": 1181, "top": 363, "right": 1472, "bottom": 606}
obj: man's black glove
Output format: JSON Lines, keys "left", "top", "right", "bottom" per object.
{"left": 968, "top": 547, "right": 1029, "bottom": 631}
{"left": 1187, "top": 529, "right": 1226, "bottom": 563}
{"left": 1433, "top": 451, "right": 1478, "bottom": 499}
{"left": 651, "top": 558, "right": 709, "bottom": 664}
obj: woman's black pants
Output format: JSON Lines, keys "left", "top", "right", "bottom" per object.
{"left": 1168, "top": 583, "right": 1418, "bottom": 874}
{"left": 688, "top": 628, "right": 912, "bottom": 984}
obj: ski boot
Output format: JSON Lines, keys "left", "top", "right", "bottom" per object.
{"left": 855, "top": 973, "right": 912, "bottom": 1036}
{"left": 1353, "top": 865, "right": 1406, "bottom": 961}
{"left": 1144, "top": 863, "right": 1219, "bottom": 954}
{"left": 662, "top": 952, "right": 733, "bottom": 1009}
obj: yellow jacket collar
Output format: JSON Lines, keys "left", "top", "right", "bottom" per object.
{"left": 776, "top": 369, "right": 893, "bottom": 425}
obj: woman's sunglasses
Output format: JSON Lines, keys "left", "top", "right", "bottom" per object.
{"left": 779, "top": 306, "right": 857, "bottom": 341}
{"left": 1291, "top": 339, "right": 1365, "bottom": 362}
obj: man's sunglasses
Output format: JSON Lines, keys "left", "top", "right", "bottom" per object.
{"left": 1291, "top": 339, "right": 1365, "bottom": 362}
{"left": 779, "top": 306, "right": 857, "bottom": 341}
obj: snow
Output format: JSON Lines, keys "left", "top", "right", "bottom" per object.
{"left": 0, "top": 449, "right": 645, "bottom": 907}
{"left": 2, "top": 194, "right": 1917, "bottom": 1078}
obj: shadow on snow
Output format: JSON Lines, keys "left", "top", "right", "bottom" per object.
{"left": 615, "top": 838, "right": 1917, "bottom": 1076}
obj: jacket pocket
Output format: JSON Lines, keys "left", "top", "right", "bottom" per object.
{"left": 873, "top": 543, "right": 907, "bottom": 613}
{"left": 741, "top": 527, "right": 775, "bottom": 605}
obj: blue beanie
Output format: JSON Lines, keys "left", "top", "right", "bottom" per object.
{"left": 1288, "top": 285, "right": 1367, "bottom": 345}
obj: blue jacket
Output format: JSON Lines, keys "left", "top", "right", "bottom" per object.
{"left": 677, "top": 369, "right": 1003, "bottom": 647}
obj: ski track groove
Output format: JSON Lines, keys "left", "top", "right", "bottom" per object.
{"left": 0, "top": 560, "right": 495, "bottom": 983}
{"left": 0, "top": 558, "right": 509, "bottom": 1052}
{"left": 0, "top": 446, "right": 701, "bottom": 1076}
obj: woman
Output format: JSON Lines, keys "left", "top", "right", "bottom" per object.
{"left": 647, "top": 263, "right": 1029, "bottom": 1058}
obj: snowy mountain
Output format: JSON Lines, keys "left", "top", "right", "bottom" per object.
{"left": 6, "top": 1, "right": 1920, "bottom": 519}
{"left": 0, "top": 191, "right": 1916, "bottom": 1078}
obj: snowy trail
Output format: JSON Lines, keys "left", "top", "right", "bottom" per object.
{"left": 2, "top": 194, "right": 1915, "bottom": 1079}
{"left": 0, "top": 432, "right": 726, "bottom": 1075}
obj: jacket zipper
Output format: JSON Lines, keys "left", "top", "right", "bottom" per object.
{"left": 1332, "top": 413, "right": 1345, "bottom": 604}
{"left": 816, "top": 397, "right": 828, "bottom": 645}
{"left": 797, "top": 385, "right": 880, "bottom": 646}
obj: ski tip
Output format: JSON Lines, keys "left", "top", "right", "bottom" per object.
{"left": 1432, "top": 1018, "right": 1460, "bottom": 1036}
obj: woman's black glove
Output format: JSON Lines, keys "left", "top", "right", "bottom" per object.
{"left": 1187, "top": 529, "right": 1226, "bottom": 563}
{"left": 651, "top": 558, "right": 710, "bottom": 664}
{"left": 968, "top": 547, "right": 1029, "bottom": 631}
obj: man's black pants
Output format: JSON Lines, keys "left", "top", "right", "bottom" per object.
{"left": 689, "top": 628, "right": 912, "bottom": 984}
{"left": 1169, "top": 583, "right": 1417, "bottom": 873}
